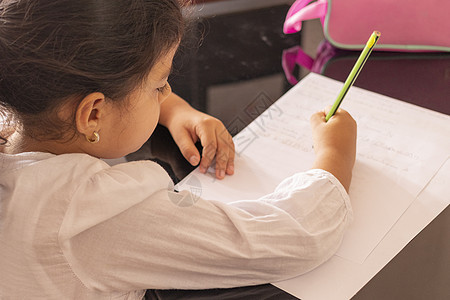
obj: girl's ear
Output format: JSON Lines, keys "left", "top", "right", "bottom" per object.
{"left": 75, "top": 92, "right": 106, "bottom": 136}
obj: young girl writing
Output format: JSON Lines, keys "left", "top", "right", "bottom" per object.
{"left": 0, "top": 0, "right": 356, "bottom": 299}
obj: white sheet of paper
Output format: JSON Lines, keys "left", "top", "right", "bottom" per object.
{"left": 176, "top": 73, "right": 450, "bottom": 297}
{"left": 177, "top": 73, "right": 450, "bottom": 264}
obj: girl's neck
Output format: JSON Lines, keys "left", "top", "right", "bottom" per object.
{"left": 1, "top": 131, "right": 72, "bottom": 155}
{"left": 1, "top": 131, "right": 33, "bottom": 154}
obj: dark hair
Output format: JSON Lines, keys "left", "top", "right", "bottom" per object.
{"left": 0, "top": 0, "right": 185, "bottom": 144}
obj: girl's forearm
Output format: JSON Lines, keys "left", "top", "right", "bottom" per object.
{"left": 312, "top": 150, "right": 354, "bottom": 193}
{"left": 158, "top": 92, "right": 193, "bottom": 128}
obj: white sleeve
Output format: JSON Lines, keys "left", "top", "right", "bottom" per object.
{"left": 59, "top": 162, "right": 352, "bottom": 292}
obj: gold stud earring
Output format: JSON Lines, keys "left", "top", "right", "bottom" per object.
{"left": 86, "top": 131, "right": 100, "bottom": 144}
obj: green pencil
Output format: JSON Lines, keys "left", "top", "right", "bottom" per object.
{"left": 325, "top": 31, "right": 381, "bottom": 121}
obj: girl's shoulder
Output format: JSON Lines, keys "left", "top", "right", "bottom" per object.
{"left": 0, "top": 151, "right": 103, "bottom": 173}
{"left": 1, "top": 152, "right": 170, "bottom": 184}
{"left": 55, "top": 153, "right": 173, "bottom": 189}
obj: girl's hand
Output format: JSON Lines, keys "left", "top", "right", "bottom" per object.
{"left": 310, "top": 108, "right": 357, "bottom": 192}
{"left": 159, "top": 93, "right": 235, "bottom": 180}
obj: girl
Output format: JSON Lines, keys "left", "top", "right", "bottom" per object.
{"left": 0, "top": 1, "right": 357, "bottom": 299}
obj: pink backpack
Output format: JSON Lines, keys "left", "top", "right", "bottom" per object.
{"left": 284, "top": 0, "right": 450, "bottom": 52}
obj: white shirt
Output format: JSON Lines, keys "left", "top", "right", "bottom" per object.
{"left": 0, "top": 152, "right": 352, "bottom": 299}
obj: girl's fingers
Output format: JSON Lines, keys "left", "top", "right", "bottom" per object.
{"left": 225, "top": 138, "right": 235, "bottom": 175}
{"left": 310, "top": 110, "right": 327, "bottom": 128}
{"left": 214, "top": 128, "right": 234, "bottom": 179}
{"left": 197, "top": 121, "right": 235, "bottom": 179}
{"left": 199, "top": 139, "right": 216, "bottom": 174}
{"left": 171, "top": 128, "right": 201, "bottom": 166}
